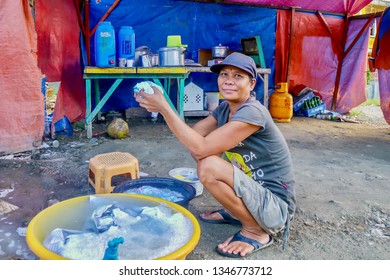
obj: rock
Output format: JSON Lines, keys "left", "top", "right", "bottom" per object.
{"left": 371, "top": 212, "right": 383, "bottom": 224}
{"left": 304, "top": 220, "right": 314, "bottom": 226}
{"left": 52, "top": 140, "right": 60, "bottom": 148}
{"left": 89, "top": 138, "right": 98, "bottom": 145}
{"left": 107, "top": 118, "right": 129, "bottom": 139}
{"left": 370, "top": 228, "right": 384, "bottom": 237}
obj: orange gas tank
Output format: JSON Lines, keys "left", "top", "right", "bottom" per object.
{"left": 269, "top": 82, "right": 293, "bottom": 123}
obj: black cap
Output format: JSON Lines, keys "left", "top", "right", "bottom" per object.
{"left": 210, "top": 52, "right": 257, "bottom": 78}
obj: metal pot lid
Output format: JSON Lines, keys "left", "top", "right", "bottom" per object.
{"left": 136, "top": 46, "right": 150, "bottom": 51}
{"left": 158, "top": 46, "right": 186, "bottom": 51}
{"left": 213, "top": 44, "right": 229, "bottom": 49}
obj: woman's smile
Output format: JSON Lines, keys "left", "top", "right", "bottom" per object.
{"left": 221, "top": 88, "right": 236, "bottom": 94}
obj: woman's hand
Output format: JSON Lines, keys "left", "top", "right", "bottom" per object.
{"left": 134, "top": 86, "right": 170, "bottom": 113}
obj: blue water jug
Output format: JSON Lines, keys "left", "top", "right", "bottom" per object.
{"left": 117, "top": 26, "right": 135, "bottom": 61}
{"left": 95, "top": 21, "right": 116, "bottom": 67}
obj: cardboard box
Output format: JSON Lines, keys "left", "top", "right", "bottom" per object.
{"left": 198, "top": 49, "right": 213, "bottom": 66}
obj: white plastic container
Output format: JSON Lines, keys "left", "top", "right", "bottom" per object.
{"left": 184, "top": 82, "right": 204, "bottom": 111}
{"left": 169, "top": 168, "right": 204, "bottom": 197}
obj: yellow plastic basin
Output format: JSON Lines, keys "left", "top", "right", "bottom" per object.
{"left": 26, "top": 193, "right": 201, "bottom": 260}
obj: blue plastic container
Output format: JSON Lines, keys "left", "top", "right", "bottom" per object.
{"left": 95, "top": 21, "right": 116, "bottom": 67}
{"left": 54, "top": 116, "right": 73, "bottom": 137}
{"left": 113, "top": 177, "right": 196, "bottom": 208}
{"left": 117, "top": 26, "right": 135, "bottom": 61}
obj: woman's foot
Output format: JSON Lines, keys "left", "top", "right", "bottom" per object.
{"left": 216, "top": 229, "right": 272, "bottom": 257}
{"left": 199, "top": 209, "right": 241, "bottom": 226}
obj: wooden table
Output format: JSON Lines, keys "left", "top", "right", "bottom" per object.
{"left": 83, "top": 67, "right": 189, "bottom": 138}
{"left": 83, "top": 66, "right": 271, "bottom": 138}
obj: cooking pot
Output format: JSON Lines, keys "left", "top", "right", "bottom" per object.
{"left": 134, "top": 46, "right": 150, "bottom": 66}
{"left": 158, "top": 47, "right": 186, "bottom": 67}
{"left": 212, "top": 44, "right": 229, "bottom": 58}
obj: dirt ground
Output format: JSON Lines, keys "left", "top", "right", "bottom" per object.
{"left": 0, "top": 105, "right": 389, "bottom": 260}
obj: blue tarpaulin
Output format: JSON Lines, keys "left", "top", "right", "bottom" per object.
{"left": 84, "top": 0, "right": 277, "bottom": 112}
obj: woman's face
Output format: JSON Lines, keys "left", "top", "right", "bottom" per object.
{"left": 217, "top": 66, "right": 256, "bottom": 103}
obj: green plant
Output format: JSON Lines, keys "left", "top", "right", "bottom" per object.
{"left": 366, "top": 70, "right": 371, "bottom": 85}
{"left": 348, "top": 109, "right": 363, "bottom": 117}
{"left": 362, "top": 99, "right": 380, "bottom": 106}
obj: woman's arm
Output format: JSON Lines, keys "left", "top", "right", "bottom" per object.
{"left": 135, "top": 88, "right": 259, "bottom": 160}
{"left": 191, "top": 115, "right": 217, "bottom": 137}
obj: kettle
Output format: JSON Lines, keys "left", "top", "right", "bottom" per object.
{"left": 134, "top": 46, "right": 150, "bottom": 66}
{"left": 212, "top": 44, "right": 229, "bottom": 58}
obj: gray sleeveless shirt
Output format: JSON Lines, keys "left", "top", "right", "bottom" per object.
{"left": 212, "top": 98, "right": 296, "bottom": 215}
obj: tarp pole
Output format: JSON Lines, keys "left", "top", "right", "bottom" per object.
{"left": 73, "top": 0, "right": 85, "bottom": 36}
{"left": 85, "top": 0, "right": 91, "bottom": 65}
{"left": 344, "top": 14, "right": 375, "bottom": 56}
{"left": 331, "top": 15, "right": 350, "bottom": 111}
{"left": 317, "top": 11, "right": 344, "bottom": 55}
{"left": 286, "top": 7, "right": 296, "bottom": 83}
{"left": 90, "top": 0, "right": 122, "bottom": 35}
{"left": 84, "top": 0, "right": 121, "bottom": 65}
{"left": 331, "top": 14, "right": 375, "bottom": 110}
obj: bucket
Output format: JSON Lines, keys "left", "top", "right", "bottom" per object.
{"left": 113, "top": 177, "right": 196, "bottom": 208}
{"left": 53, "top": 116, "right": 73, "bottom": 138}
{"left": 26, "top": 194, "right": 201, "bottom": 260}
{"left": 117, "top": 26, "right": 135, "bottom": 62}
{"left": 169, "top": 168, "right": 204, "bottom": 197}
{"left": 167, "top": 35, "right": 188, "bottom": 48}
{"left": 95, "top": 21, "right": 116, "bottom": 67}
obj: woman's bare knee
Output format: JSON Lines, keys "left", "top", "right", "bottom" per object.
{"left": 197, "top": 156, "right": 233, "bottom": 190}
{"left": 197, "top": 156, "right": 219, "bottom": 184}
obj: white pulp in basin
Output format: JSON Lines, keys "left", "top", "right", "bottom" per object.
{"left": 169, "top": 168, "right": 204, "bottom": 197}
{"left": 43, "top": 204, "right": 193, "bottom": 260}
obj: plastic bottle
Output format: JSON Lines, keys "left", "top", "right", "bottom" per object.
{"left": 117, "top": 26, "right": 135, "bottom": 62}
{"left": 310, "top": 98, "right": 316, "bottom": 108}
{"left": 314, "top": 96, "right": 321, "bottom": 106}
{"left": 302, "top": 100, "right": 307, "bottom": 109}
{"left": 95, "top": 21, "right": 116, "bottom": 67}
{"left": 303, "top": 99, "right": 311, "bottom": 109}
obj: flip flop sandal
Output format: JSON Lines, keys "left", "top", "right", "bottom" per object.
{"left": 215, "top": 231, "right": 273, "bottom": 258}
{"left": 199, "top": 209, "right": 242, "bottom": 226}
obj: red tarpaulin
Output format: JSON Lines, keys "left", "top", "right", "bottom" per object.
{"left": 372, "top": 7, "right": 390, "bottom": 70}
{"left": 36, "top": 0, "right": 85, "bottom": 125}
{"left": 0, "top": 1, "right": 44, "bottom": 154}
{"left": 275, "top": 10, "right": 371, "bottom": 114}
{"left": 372, "top": 7, "right": 390, "bottom": 124}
